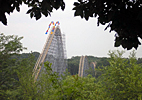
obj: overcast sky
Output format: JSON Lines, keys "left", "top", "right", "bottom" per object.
{"left": 1, "top": 0, "right": 142, "bottom": 58}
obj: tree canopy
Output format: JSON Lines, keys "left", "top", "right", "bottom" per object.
{"left": 73, "top": 0, "right": 142, "bottom": 50}
{"left": 0, "top": 33, "right": 26, "bottom": 99}
{"left": 0, "top": 0, "right": 65, "bottom": 25}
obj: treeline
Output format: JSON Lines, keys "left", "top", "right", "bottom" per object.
{"left": 15, "top": 53, "right": 142, "bottom": 77}
{"left": 14, "top": 53, "right": 110, "bottom": 75}
{"left": 68, "top": 56, "right": 110, "bottom": 75}
{"left": 11, "top": 52, "right": 40, "bottom": 61}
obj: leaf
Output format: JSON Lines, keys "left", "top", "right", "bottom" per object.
{"left": 94, "top": 13, "right": 97, "bottom": 17}
{"left": 41, "top": 0, "right": 53, "bottom": 12}
{"left": 133, "top": 39, "right": 141, "bottom": 50}
{"left": 114, "top": 40, "right": 121, "bottom": 47}
{"left": 26, "top": 8, "right": 32, "bottom": 14}
{"left": 35, "top": 11, "right": 41, "bottom": 20}
{"left": 104, "top": 23, "right": 111, "bottom": 31}
{"left": 74, "top": 2, "right": 80, "bottom": 6}
{"left": 74, "top": 6, "right": 83, "bottom": 18}
{"left": 61, "top": 2, "right": 65, "bottom": 11}
{"left": 51, "top": 0, "right": 60, "bottom": 10}
{"left": 16, "top": 6, "right": 20, "bottom": 12}
{"left": 0, "top": 13, "right": 7, "bottom": 25}
{"left": 78, "top": 0, "right": 83, "bottom": 3}
{"left": 30, "top": 12, "right": 34, "bottom": 18}
{"left": 97, "top": 19, "right": 99, "bottom": 26}
{"left": 42, "top": 11, "right": 48, "bottom": 17}
{"left": 121, "top": 39, "right": 127, "bottom": 49}
{"left": 84, "top": 10, "right": 90, "bottom": 20}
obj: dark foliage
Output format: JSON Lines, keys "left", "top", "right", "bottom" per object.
{"left": 73, "top": 0, "right": 142, "bottom": 50}
{"left": 137, "top": 58, "right": 142, "bottom": 64}
{"left": 0, "top": 33, "right": 26, "bottom": 99}
{"left": 68, "top": 56, "right": 80, "bottom": 75}
{"left": 11, "top": 52, "right": 40, "bottom": 61}
{"left": 0, "top": 0, "right": 65, "bottom": 25}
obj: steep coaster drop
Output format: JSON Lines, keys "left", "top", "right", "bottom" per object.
{"left": 33, "top": 21, "right": 67, "bottom": 81}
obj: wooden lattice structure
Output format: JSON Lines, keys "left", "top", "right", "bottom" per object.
{"left": 33, "top": 26, "right": 67, "bottom": 81}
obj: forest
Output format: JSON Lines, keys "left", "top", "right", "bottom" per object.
{"left": 1, "top": 33, "right": 142, "bottom": 99}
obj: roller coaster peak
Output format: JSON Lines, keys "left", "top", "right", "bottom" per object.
{"left": 45, "top": 21, "right": 60, "bottom": 34}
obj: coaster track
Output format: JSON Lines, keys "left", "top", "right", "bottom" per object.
{"left": 33, "top": 24, "right": 67, "bottom": 81}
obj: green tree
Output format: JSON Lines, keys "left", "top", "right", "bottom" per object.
{"left": 0, "top": 33, "right": 26, "bottom": 99}
{"left": 48, "top": 75, "right": 99, "bottom": 100}
{"left": 97, "top": 50, "right": 142, "bottom": 99}
{"left": 14, "top": 55, "right": 38, "bottom": 100}
{"left": 73, "top": 0, "right": 142, "bottom": 50}
{"left": 16, "top": 60, "right": 64, "bottom": 100}
{"left": 85, "top": 67, "right": 96, "bottom": 77}
{"left": 0, "top": 0, "right": 65, "bottom": 25}
{"left": 68, "top": 56, "right": 80, "bottom": 75}
{"left": 137, "top": 58, "right": 142, "bottom": 64}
